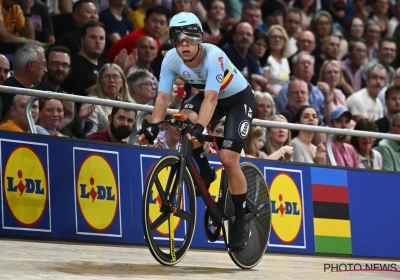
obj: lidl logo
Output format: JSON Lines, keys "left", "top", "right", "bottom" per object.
{"left": 140, "top": 154, "right": 188, "bottom": 241}
{"left": 74, "top": 148, "right": 122, "bottom": 237}
{"left": 1, "top": 141, "right": 51, "bottom": 232}
{"left": 265, "top": 167, "right": 306, "bottom": 249}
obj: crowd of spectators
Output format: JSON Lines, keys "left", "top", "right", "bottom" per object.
{"left": 0, "top": 0, "right": 400, "bottom": 172}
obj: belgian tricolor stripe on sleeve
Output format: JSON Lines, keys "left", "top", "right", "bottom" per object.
{"left": 311, "top": 168, "right": 352, "bottom": 255}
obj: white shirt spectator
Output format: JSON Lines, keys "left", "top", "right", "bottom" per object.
{"left": 346, "top": 88, "right": 384, "bottom": 121}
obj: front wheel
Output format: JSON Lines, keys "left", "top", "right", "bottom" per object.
{"left": 224, "top": 162, "right": 272, "bottom": 269}
{"left": 142, "top": 155, "right": 197, "bottom": 266}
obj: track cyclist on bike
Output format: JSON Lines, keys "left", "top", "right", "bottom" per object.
{"left": 137, "top": 12, "right": 255, "bottom": 250}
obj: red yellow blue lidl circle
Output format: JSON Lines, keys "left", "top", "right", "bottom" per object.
{"left": 77, "top": 154, "right": 118, "bottom": 231}
{"left": 270, "top": 172, "right": 302, "bottom": 244}
{"left": 4, "top": 146, "right": 47, "bottom": 226}
{"left": 148, "top": 165, "right": 182, "bottom": 236}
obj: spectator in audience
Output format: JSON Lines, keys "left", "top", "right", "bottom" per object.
{"left": 84, "top": 63, "right": 131, "bottom": 136}
{"left": 326, "top": 107, "right": 359, "bottom": 167}
{"left": 374, "top": 112, "right": 400, "bottom": 171}
{"left": 262, "top": 114, "right": 294, "bottom": 161}
{"left": 107, "top": 6, "right": 170, "bottom": 62}
{"left": 291, "top": 105, "right": 327, "bottom": 164}
{"left": 99, "top": 0, "right": 133, "bottom": 48}
{"left": 254, "top": 91, "right": 275, "bottom": 121}
{"left": 249, "top": 31, "right": 269, "bottom": 75}
{"left": 1, "top": 44, "right": 46, "bottom": 120}
{"left": 340, "top": 38, "right": 367, "bottom": 93}
{"left": 244, "top": 126, "right": 269, "bottom": 158}
{"left": 86, "top": 106, "right": 136, "bottom": 144}
{"left": 339, "top": 16, "right": 364, "bottom": 60}
{"left": 309, "top": 11, "right": 334, "bottom": 60}
{"left": 327, "top": 0, "right": 348, "bottom": 31}
{"left": 36, "top": 99, "right": 67, "bottom": 137}
{"left": 346, "top": 62, "right": 385, "bottom": 121}
{"left": 377, "top": 67, "right": 400, "bottom": 114}
{"left": 0, "top": 0, "right": 42, "bottom": 54}
{"left": 313, "top": 34, "right": 341, "bottom": 84}
{"left": 62, "top": 21, "right": 107, "bottom": 97}
{"left": 204, "top": 120, "right": 224, "bottom": 154}
{"left": 283, "top": 8, "right": 302, "bottom": 56}
{"left": 128, "top": 0, "right": 161, "bottom": 30}
{"left": 126, "top": 36, "right": 158, "bottom": 77}
{"left": 277, "top": 52, "right": 324, "bottom": 122}
{"left": 364, "top": 20, "right": 380, "bottom": 62}
{"left": 54, "top": 0, "right": 99, "bottom": 57}
{"left": 351, "top": 118, "right": 383, "bottom": 169}
{"left": 152, "top": 119, "right": 181, "bottom": 150}
{"left": 375, "top": 85, "right": 400, "bottom": 133}
{"left": 31, "top": 0, "right": 55, "bottom": 46}
{"left": 287, "top": 30, "right": 316, "bottom": 73}
{"left": 128, "top": 69, "right": 156, "bottom": 105}
{"left": 280, "top": 79, "right": 310, "bottom": 123}
{"left": 258, "top": 0, "right": 285, "bottom": 33}
{"left": 265, "top": 25, "right": 291, "bottom": 97}
{"left": 240, "top": 1, "right": 261, "bottom": 31}
{"left": 0, "top": 95, "right": 39, "bottom": 132}
{"left": 202, "top": 0, "right": 227, "bottom": 46}
{"left": 373, "top": 38, "right": 396, "bottom": 85}
{"left": 317, "top": 60, "right": 350, "bottom": 122}
{"left": 34, "top": 46, "right": 73, "bottom": 129}
{"left": 221, "top": 22, "right": 267, "bottom": 90}
{"left": 291, "top": 0, "right": 318, "bottom": 29}
{"left": 367, "top": 0, "right": 389, "bottom": 38}
{"left": 0, "top": 54, "right": 10, "bottom": 85}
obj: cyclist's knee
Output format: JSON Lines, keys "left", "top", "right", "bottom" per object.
{"left": 220, "top": 150, "right": 240, "bottom": 170}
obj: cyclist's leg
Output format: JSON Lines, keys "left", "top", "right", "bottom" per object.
{"left": 217, "top": 85, "right": 255, "bottom": 249}
{"left": 179, "top": 94, "right": 224, "bottom": 186}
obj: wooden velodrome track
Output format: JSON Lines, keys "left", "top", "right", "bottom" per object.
{"left": 1, "top": 238, "right": 400, "bottom": 279}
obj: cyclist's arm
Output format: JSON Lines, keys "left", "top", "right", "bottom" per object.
{"left": 151, "top": 50, "right": 177, "bottom": 123}
{"left": 151, "top": 91, "right": 170, "bottom": 123}
{"left": 196, "top": 90, "right": 218, "bottom": 128}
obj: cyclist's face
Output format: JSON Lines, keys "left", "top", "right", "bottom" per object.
{"left": 176, "top": 40, "right": 199, "bottom": 60}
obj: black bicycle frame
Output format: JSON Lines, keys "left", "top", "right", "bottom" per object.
{"left": 174, "top": 129, "right": 227, "bottom": 228}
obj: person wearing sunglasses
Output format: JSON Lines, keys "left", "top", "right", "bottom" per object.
{"left": 137, "top": 12, "right": 256, "bottom": 251}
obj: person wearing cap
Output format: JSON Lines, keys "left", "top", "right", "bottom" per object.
{"left": 326, "top": 107, "right": 360, "bottom": 168}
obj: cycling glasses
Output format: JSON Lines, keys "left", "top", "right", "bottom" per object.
{"left": 169, "top": 24, "right": 202, "bottom": 47}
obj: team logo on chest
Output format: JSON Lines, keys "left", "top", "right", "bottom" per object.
{"left": 196, "top": 70, "right": 203, "bottom": 78}
{"left": 183, "top": 71, "right": 190, "bottom": 78}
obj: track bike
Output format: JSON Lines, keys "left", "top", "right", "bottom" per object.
{"left": 141, "top": 114, "right": 272, "bottom": 269}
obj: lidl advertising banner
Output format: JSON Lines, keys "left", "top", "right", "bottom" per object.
{"left": 0, "top": 131, "right": 399, "bottom": 259}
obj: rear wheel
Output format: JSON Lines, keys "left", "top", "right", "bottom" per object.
{"left": 142, "top": 155, "right": 197, "bottom": 266}
{"left": 224, "top": 162, "right": 272, "bottom": 269}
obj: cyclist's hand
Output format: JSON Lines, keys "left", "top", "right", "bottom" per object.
{"left": 187, "top": 123, "right": 205, "bottom": 144}
{"left": 137, "top": 119, "right": 159, "bottom": 145}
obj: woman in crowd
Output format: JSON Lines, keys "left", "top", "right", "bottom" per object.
{"left": 367, "top": 0, "right": 389, "bottom": 38}
{"left": 262, "top": 115, "right": 293, "bottom": 161}
{"left": 84, "top": 63, "right": 131, "bottom": 136}
{"left": 291, "top": 0, "right": 318, "bottom": 29}
{"left": 250, "top": 31, "right": 269, "bottom": 76}
{"left": 317, "top": 60, "right": 351, "bottom": 121}
{"left": 37, "top": 99, "right": 68, "bottom": 137}
{"left": 265, "top": 25, "right": 291, "bottom": 97}
{"left": 291, "top": 105, "right": 326, "bottom": 164}
{"left": 350, "top": 118, "right": 383, "bottom": 169}
{"left": 309, "top": 11, "right": 334, "bottom": 59}
{"left": 339, "top": 16, "right": 365, "bottom": 60}
{"left": 202, "top": 0, "right": 227, "bottom": 46}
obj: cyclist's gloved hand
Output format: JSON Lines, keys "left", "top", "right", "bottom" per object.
{"left": 192, "top": 123, "right": 205, "bottom": 144}
{"left": 137, "top": 119, "right": 159, "bottom": 144}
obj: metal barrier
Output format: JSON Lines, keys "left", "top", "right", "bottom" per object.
{"left": 1, "top": 85, "right": 400, "bottom": 166}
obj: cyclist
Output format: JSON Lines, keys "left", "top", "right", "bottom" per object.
{"left": 137, "top": 12, "right": 255, "bottom": 250}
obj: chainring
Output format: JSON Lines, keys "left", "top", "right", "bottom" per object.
{"left": 203, "top": 209, "right": 222, "bottom": 242}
